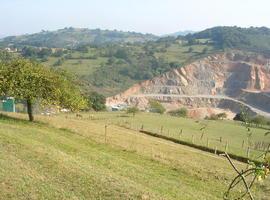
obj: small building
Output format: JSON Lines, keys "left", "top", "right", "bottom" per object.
{"left": 2, "top": 97, "right": 16, "bottom": 112}
{"left": 4, "top": 47, "right": 17, "bottom": 53}
{"left": 109, "top": 103, "right": 128, "bottom": 111}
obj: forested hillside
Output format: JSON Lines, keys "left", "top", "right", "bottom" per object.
{"left": 187, "top": 26, "right": 270, "bottom": 53}
{"left": 2, "top": 26, "right": 270, "bottom": 96}
{"left": 0, "top": 27, "right": 157, "bottom": 48}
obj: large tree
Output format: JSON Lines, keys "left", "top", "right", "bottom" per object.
{"left": 0, "top": 59, "right": 87, "bottom": 121}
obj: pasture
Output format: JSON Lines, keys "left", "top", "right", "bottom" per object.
{"left": 0, "top": 112, "right": 269, "bottom": 199}
{"left": 55, "top": 112, "right": 270, "bottom": 161}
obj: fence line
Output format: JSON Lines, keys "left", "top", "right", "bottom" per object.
{"left": 114, "top": 121, "right": 265, "bottom": 164}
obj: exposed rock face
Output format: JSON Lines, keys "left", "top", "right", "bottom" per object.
{"left": 107, "top": 51, "right": 270, "bottom": 118}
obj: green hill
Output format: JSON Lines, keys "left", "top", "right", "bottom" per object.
{"left": 187, "top": 26, "right": 270, "bottom": 53}
{"left": 2, "top": 26, "right": 270, "bottom": 96}
{"left": 0, "top": 112, "right": 269, "bottom": 199}
{"left": 0, "top": 27, "right": 158, "bottom": 48}
{"left": 36, "top": 37, "right": 218, "bottom": 96}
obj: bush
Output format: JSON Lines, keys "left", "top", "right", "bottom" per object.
{"left": 250, "top": 115, "right": 268, "bottom": 127}
{"left": 149, "top": 100, "right": 165, "bottom": 114}
{"left": 205, "top": 112, "right": 227, "bottom": 120}
{"left": 233, "top": 110, "right": 250, "bottom": 122}
{"left": 168, "top": 108, "right": 188, "bottom": 118}
{"left": 202, "top": 47, "right": 208, "bottom": 54}
{"left": 216, "top": 112, "right": 227, "bottom": 120}
{"left": 87, "top": 92, "right": 106, "bottom": 111}
{"left": 126, "top": 106, "right": 139, "bottom": 117}
{"left": 52, "top": 50, "right": 64, "bottom": 57}
{"left": 114, "top": 49, "right": 128, "bottom": 60}
{"left": 205, "top": 114, "right": 219, "bottom": 120}
{"left": 76, "top": 45, "right": 89, "bottom": 53}
{"left": 53, "top": 58, "right": 65, "bottom": 66}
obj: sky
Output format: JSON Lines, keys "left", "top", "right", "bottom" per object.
{"left": 0, "top": 0, "right": 270, "bottom": 37}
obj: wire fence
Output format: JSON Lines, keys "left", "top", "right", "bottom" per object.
{"left": 113, "top": 120, "right": 269, "bottom": 162}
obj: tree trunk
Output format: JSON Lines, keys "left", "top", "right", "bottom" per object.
{"left": 26, "top": 99, "right": 34, "bottom": 122}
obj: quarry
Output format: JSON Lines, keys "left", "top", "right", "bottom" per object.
{"left": 107, "top": 51, "right": 270, "bottom": 119}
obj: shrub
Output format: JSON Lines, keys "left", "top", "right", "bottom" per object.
{"left": 216, "top": 112, "right": 227, "bottom": 120}
{"left": 53, "top": 58, "right": 65, "bottom": 66}
{"left": 168, "top": 108, "right": 188, "bottom": 118}
{"left": 205, "top": 113, "right": 227, "bottom": 120}
{"left": 202, "top": 47, "right": 208, "bottom": 54}
{"left": 149, "top": 100, "right": 165, "bottom": 114}
{"left": 87, "top": 92, "right": 106, "bottom": 111}
{"left": 205, "top": 114, "right": 218, "bottom": 120}
{"left": 126, "top": 106, "right": 139, "bottom": 117}
{"left": 233, "top": 111, "right": 250, "bottom": 122}
{"left": 250, "top": 115, "right": 268, "bottom": 127}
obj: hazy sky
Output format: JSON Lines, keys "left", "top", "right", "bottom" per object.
{"left": 1, "top": 0, "right": 270, "bottom": 36}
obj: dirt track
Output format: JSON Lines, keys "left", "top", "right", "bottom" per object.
{"left": 131, "top": 94, "right": 270, "bottom": 118}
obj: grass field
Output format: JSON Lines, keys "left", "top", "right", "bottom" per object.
{"left": 1, "top": 112, "right": 269, "bottom": 199}
{"left": 52, "top": 112, "right": 269, "bottom": 161}
{"left": 44, "top": 56, "right": 108, "bottom": 77}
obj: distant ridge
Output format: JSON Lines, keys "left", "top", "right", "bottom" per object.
{"left": 0, "top": 27, "right": 158, "bottom": 48}
{"left": 163, "top": 30, "right": 196, "bottom": 37}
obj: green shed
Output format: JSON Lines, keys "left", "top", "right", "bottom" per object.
{"left": 2, "top": 97, "right": 15, "bottom": 112}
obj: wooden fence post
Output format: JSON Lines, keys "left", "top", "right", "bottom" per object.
{"left": 225, "top": 141, "right": 229, "bottom": 152}
{"left": 104, "top": 125, "right": 107, "bottom": 143}
{"left": 247, "top": 147, "right": 250, "bottom": 159}
{"left": 200, "top": 132, "right": 205, "bottom": 140}
{"left": 207, "top": 138, "right": 209, "bottom": 148}
{"left": 242, "top": 140, "right": 245, "bottom": 149}
{"left": 214, "top": 146, "right": 217, "bottom": 154}
{"left": 160, "top": 126, "right": 163, "bottom": 134}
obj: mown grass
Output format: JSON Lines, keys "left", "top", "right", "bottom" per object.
{"left": 1, "top": 112, "right": 269, "bottom": 199}
{"left": 60, "top": 112, "right": 270, "bottom": 161}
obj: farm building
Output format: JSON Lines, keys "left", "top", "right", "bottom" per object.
{"left": 0, "top": 97, "right": 16, "bottom": 112}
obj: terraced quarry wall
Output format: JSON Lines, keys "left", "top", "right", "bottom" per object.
{"left": 107, "top": 51, "right": 270, "bottom": 118}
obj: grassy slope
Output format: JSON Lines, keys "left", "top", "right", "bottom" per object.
{"left": 0, "top": 116, "right": 225, "bottom": 200}
{"left": 82, "top": 112, "right": 270, "bottom": 160}
{"left": 45, "top": 56, "right": 108, "bottom": 77}
{"left": 1, "top": 112, "right": 269, "bottom": 199}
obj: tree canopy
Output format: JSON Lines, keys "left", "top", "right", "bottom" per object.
{"left": 87, "top": 91, "right": 106, "bottom": 111}
{"left": 0, "top": 59, "right": 87, "bottom": 121}
{"left": 187, "top": 26, "right": 270, "bottom": 53}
